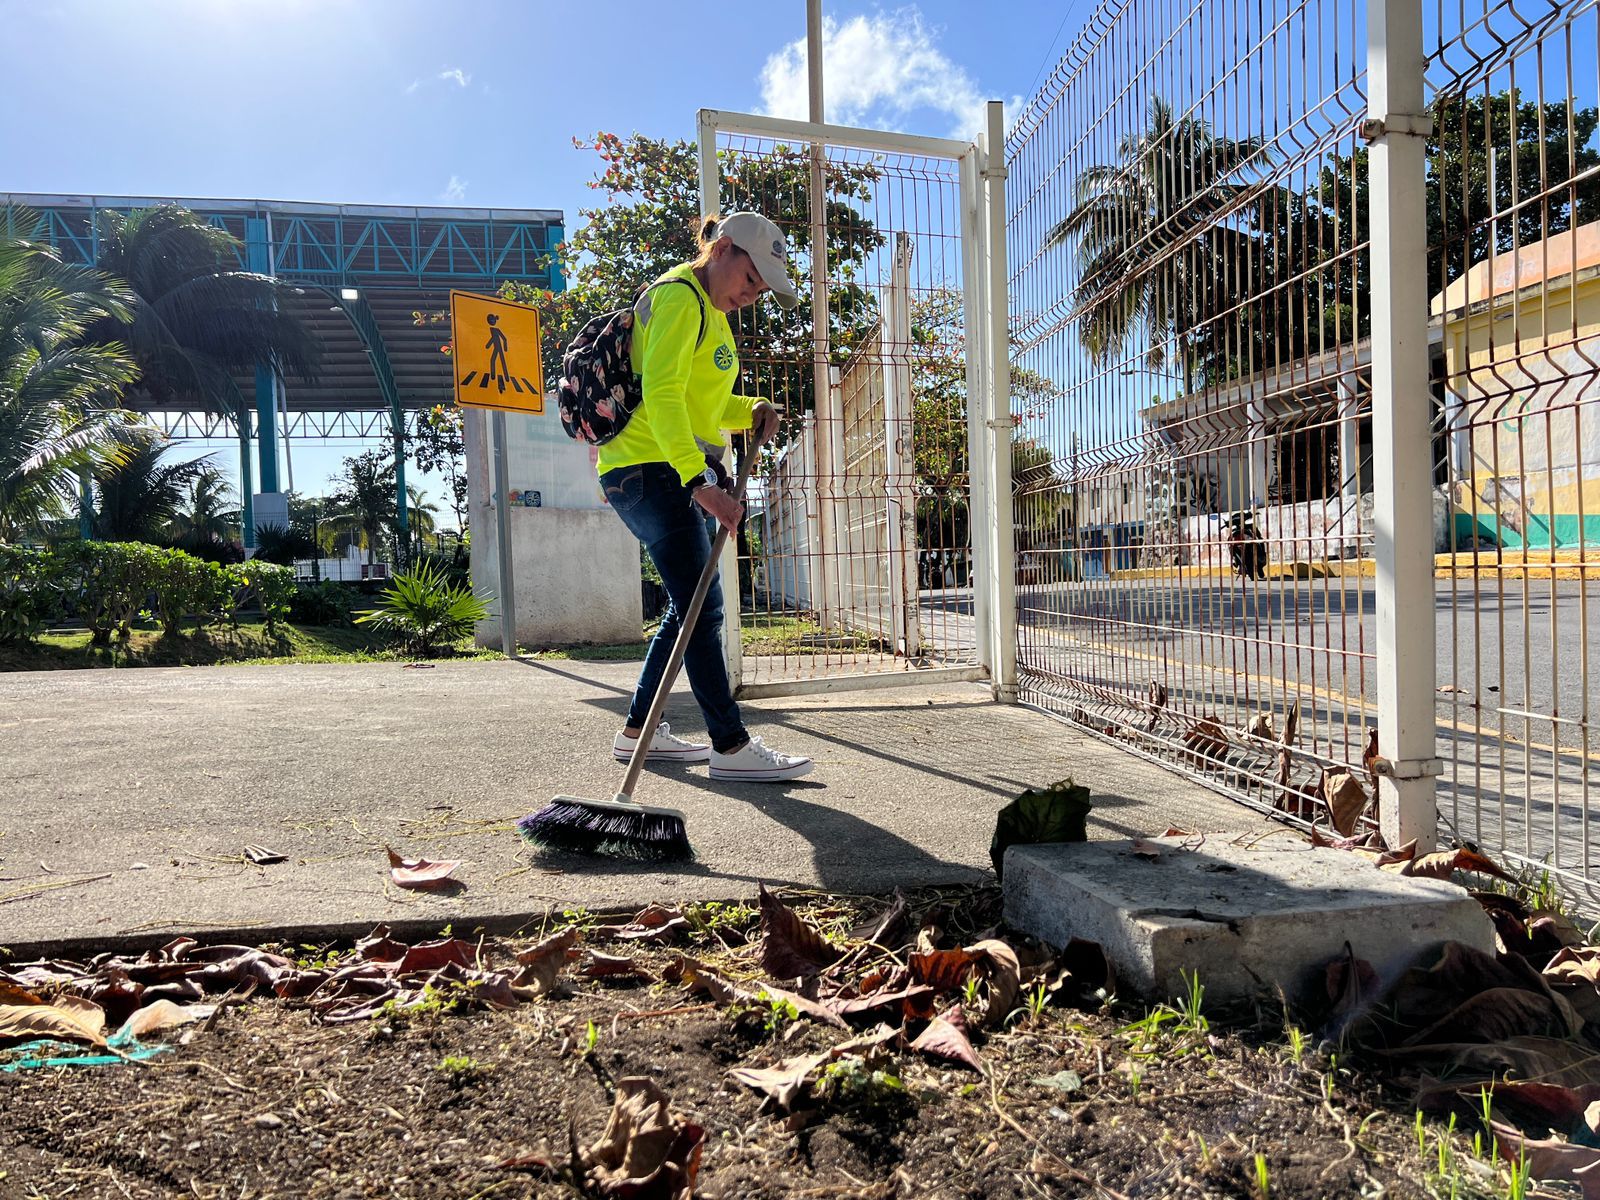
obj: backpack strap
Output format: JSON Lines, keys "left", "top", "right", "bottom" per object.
{"left": 640, "top": 277, "right": 707, "bottom": 350}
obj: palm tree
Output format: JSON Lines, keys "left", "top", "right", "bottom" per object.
{"left": 405, "top": 485, "right": 440, "bottom": 555}
{"left": 84, "top": 206, "right": 320, "bottom": 417}
{"left": 92, "top": 433, "right": 217, "bottom": 543}
{"left": 1045, "top": 97, "right": 1268, "bottom": 384}
{"left": 169, "top": 464, "right": 238, "bottom": 554}
{"left": 0, "top": 212, "right": 144, "bottom": 540}
{"left": 325, "top": 450, "right": 397, "bottom": 569}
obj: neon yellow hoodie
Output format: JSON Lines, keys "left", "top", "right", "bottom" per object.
{"left": 594, "top": 263, "right": 755, "bottom": 486}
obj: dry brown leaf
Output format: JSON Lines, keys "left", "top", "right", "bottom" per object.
{"left": 908, "top": 948, "right": 980, "bottom": 992}
{"left": 595, "top": 905, "right": 691, "bottom": 944}
{"left": 1181, "top": 719, "right": 1229, "bottom": 768}
{"left": 662, "top": 956, "right": 744, "bottom": 1005}
{"left": 727, "top": 1026, "right": 898, "bottom": 1112}
{"left": 0, "top": 980, "right": 44, "bottom": 1006}
{"left": 1488, "top": 1119, "right": 1600, "bottom": 1198}
{"left": 581, "top": 953, "right": 651, "bottom": 981}
{"left": 1362, "top": 726, "right": 1380, "bottom": 777}
{"left": 1130, "top": 838, "right": 1164, "bottom": 859}
{"left": 909, "top": 1005, "right": 982, "bottom": 1071}
{"left": 827, "top": 983, "right": 937, "bottom": 1023}
{"left": 385, "top": 847, "right": 461, "bottom": 890}
{"left": 581, "top": 1076, "right": 704, "bottom": 1199}
{"left": 0, "top": 1000, "right": 108, "bottom": 1047}
{"left": 1321, "top": 769, "right": 1369, "bottom": 837}
{"left": 513, "top": 926, "right": 579, "bottom": 997}
{"left": 758, "top": 885, "right": 841, "bottom": 981}
{"left": 116, "top": 999, "right": 217, "bottom": 1040}
{"left": 967, "top": 939, "right": 1022, "bottom": 1028}
{"left": 1406, "top": 986, "right": 1580, "bottom": 1046}
{"left": 1402, "top": 847, "right": 1517, "bottom": 884}
{"left": 727, "top": 1053, "right": 827, "bottom": 1112}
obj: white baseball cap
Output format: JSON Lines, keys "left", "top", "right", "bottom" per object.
{"left": 709, "top": 211, "right": 800, "bottom": 309}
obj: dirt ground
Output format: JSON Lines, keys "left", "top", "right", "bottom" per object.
{"left": 0, "top": 885, "right": 1581, "bottom": 1200}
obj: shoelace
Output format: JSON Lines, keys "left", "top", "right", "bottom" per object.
{"left": 745, "top": 737, "right": 790, "bottom": 765}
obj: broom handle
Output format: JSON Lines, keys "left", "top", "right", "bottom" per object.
{"left": 618, "top": 451, "right": 757, "bottom": 801}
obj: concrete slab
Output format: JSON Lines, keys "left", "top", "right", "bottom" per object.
{"left": 1003, "top": 832, "right": 1497, "bottom": 1004}
{"left": 0, "top": 659, "right": 1273, "bottom": 958}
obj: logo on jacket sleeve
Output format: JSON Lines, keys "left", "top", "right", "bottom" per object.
{"left": 713, "top": 344, "right": 733, "bottom": 370}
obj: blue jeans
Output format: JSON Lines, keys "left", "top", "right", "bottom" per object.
{"left": 600, "top": 462, "right": 747, "bottom": 754}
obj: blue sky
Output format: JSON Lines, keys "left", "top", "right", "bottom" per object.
{"left": 1, "top": 0, "right": 1087, "bottom": 525}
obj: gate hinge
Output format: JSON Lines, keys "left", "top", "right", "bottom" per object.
{"left": 1359, "top": 113, "right": 1433, "bottom": 142}
{"left": 1369, "top": 755, "right": 1443, "bottom": 780}
{"left": 985, "top": 417, "right": 1018, "bottom": 431}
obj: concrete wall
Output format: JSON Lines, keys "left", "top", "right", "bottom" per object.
{"left": 469, "top": 504, "right": 642, "bottom": 649}
{"left": 464, "top": 408, "right": 643, "bottom": 649}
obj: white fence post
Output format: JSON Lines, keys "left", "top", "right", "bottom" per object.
{"left": 1367, "top": 0, "right": 1440, "bottom": 849}
{"left": 982, "top": 100, "right": 1018, "bottom": 702}
{"left": 697, "top": 110, "right": 744, "bottom": 686}
{"left": 960, "top": 145, "right": 992, "bottom": 679}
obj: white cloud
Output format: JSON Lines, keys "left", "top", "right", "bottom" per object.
{"left": 404, "top": 66, "right": 473, "bottom": 95}
{"left": 441, "top": 175, "right": 468, "bottom": 203}
{"left": 759, "top": 7, "right": 997, "bottom": 140}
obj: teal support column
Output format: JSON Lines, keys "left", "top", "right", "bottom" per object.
{"left": 245, "top": 218, "right": 279, "bottom": 495}
{"left": 548, "top": 224, "right": 566, "bottom": 293}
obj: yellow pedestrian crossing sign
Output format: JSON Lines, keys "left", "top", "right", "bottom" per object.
{"left": 450, "top": 290, "right": 544, "bottom": 414}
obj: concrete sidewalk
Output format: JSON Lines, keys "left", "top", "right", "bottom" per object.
{"left": 0, "top": 658, "right": 1270, "bottom": 957}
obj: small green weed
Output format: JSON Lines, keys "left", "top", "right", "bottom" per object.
{"left": 1252, "top": 1153, "right": 1270, "bottom": 1198}
{"left": 818, "top": 1056, "right": 912, "bottom": 1118}
{"left": 583, "top": 1020, "right": 600, "bottom": 1056}
{"left": 437, "top": 1054, "right": 490, "bottom": 1084}
{"left": 684, "top": 900, "right": 758, "bottom": 939}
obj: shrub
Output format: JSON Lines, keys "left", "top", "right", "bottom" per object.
{"left": 355, "top": 559, "right": 491, "bottom": 657}
{"left": 240, "top": 560, "right": 297, "bottom": 634}
{"left": 289, "top": 580, "right": 360, "bottom": 627}
{"left": 151, "top": 550, "right": 228, "bottom": 636}
{"left": 0, "top": 546, "right": 59, "bottom": 645}
{"left": 56, "top": 541, "right": 167, "bottom": 644}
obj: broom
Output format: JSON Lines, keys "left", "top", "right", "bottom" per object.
{"left": 517, "top": 451, "right": 755, "bottom": 861}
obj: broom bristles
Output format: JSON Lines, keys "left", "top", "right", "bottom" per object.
{"left": 518, "top": 796, "right": 693, "bottom": 863}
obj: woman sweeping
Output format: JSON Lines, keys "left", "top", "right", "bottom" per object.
{"left": 597, "top": 211, "right": 814, "bottom": 784}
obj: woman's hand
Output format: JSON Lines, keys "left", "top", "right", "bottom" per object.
{"left": 693, "top": 482, "right": 744, "bottom": 534}
{"left": 750, "top": 401, "right": 781, "bottom": 448}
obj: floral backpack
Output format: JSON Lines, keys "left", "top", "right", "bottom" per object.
{"left": 557, "top": 278, "right": 706, "bottom": 444}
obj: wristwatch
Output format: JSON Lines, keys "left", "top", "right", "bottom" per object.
{"left": 690, "top": 466, "right": 718, "bottom": 492}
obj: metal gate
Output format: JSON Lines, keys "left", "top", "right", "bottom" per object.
{"left": 697, "top": 107, "right": 1015, "bottom": 700}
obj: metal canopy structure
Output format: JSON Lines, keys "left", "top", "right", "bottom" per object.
{"left": 5, "top": 192, "right": 564, "bottom": 544}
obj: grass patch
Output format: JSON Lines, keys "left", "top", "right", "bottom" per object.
{"left": 0, "top": 621, "right": 500, "bottom": 671}
{"left": 524, "top": 641, "right": 648, "bottom": 662}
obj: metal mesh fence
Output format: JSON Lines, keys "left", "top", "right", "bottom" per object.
{"left": 1006, "top": 0, "right": 1382, "bottom": 820}
{"left": 1426, "top": 0, "right": 1600, "bottom": 891}
{"left": 711, "top": 131, "right": 980, "bottom": 689}
{"left": 1005, "top": 0, "right": 1600, "bottom": 893}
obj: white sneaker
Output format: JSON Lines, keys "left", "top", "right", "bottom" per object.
{"left": 613, "top": 721, "right": 711, "bottom": 764}
{"left": 709, "top": 736, "right": 814, "bottom": 782}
